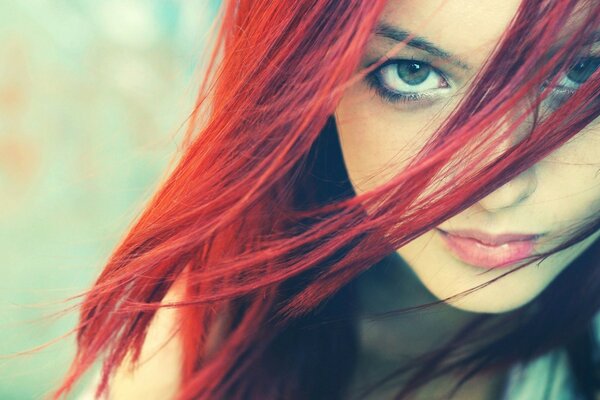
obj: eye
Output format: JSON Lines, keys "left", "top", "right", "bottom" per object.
{"left": 551, "top": 56, "right": 600, "bottom": 91}
{"left": 562, "top": 56, "right": 600, "bottom": 87}
{"left": 541, "top": 56, "right": 600, "bottom": 109}
{"left": 366, "top": 59, "right": 451, "bottom": 104}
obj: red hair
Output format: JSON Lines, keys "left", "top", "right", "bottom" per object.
{"left": 53, "top": 0, "right": 600, "bottom": 399}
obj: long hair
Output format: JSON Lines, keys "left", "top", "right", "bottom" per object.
{"left": 53, "top": 0, "right": 600, "bottom": 399}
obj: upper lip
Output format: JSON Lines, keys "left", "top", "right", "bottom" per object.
{"left": 437, "top": 228, "right": 542, "bottom": 246}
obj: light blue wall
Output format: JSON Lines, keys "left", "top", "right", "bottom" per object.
{"left": 0, "top": 1, "right": 218, "bottom": 398}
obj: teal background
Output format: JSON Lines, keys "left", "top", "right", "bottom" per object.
{"left": 0, "top": 1, "right": 218, "bottom": 398}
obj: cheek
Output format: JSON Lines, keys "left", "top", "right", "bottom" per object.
{"left": 334, "top": 88, "right": 445, "bottom": 194}
{"left": 544, "top": 121, "right": 600, "bottom": 165}
{"left": 537, "top": 124, "right": 600, "bottom": 223}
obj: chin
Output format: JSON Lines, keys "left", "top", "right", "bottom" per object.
{"left": 422, "top": 263, "right": 548, "bottom": 314}
{"left": 435, "top": 288, "right": 538, "bottom": 314}
{"left": 394, "top": 226, "right": 599, "bottom": 316}
{"left": 394, "top": 231, "right": 559, "bottom": 315}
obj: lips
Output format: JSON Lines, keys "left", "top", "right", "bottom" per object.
{"left": 437, "top": 228, "right": 541, "bottom": 269}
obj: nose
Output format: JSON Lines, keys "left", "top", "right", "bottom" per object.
{"left": 477, "top": 167, "right": 537, "bottom": 212}
{"left": 477, "top": 104, "right": 538, "bottom": 212}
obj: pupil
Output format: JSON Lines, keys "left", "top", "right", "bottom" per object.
{"left": 397, "top": 61, "right": 430, "bottom": 85}
{"left": 567, "top": 58, "right": 600, "bottom": 84}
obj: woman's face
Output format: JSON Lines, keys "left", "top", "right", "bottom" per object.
{"left": 335, "top": 0, "right": 600, "bottom": 313}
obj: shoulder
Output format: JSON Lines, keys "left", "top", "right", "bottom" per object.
{"left": 103, "top": 279, "right": 186, "bottom": 400}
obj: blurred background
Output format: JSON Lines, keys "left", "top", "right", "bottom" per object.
{"left": 0, "top": 1, "right": 218, "bottom": 398}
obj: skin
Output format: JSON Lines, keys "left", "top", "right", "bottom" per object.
{"left": 335, "top": 0, "right": 600, "bottom": 313}
{"left": 335, "top": 0, "right": 600, "bottom": 397}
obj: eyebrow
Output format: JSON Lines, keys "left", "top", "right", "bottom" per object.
{"left": 374, "top": 23, "right": 471, "bottom": 70}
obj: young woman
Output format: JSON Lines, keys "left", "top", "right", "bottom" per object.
{"left": 54, "top": 0, "right": 600, "bottom": 399}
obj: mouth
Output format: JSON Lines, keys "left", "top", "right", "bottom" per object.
{"left": 436, "top": 228, "right": 542, "bottom": 269}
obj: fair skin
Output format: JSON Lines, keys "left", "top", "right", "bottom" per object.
{"left": 103, "top": 0, "right": 600, "bottom": 398}
{"left": 335, "top": 0, "right": 600, "bottom": 398}
{"left": 336, "top": 0, "right": 600, "bottom": 315}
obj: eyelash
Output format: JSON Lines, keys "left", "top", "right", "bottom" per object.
{"left": 542, "top": 56, "right": 600, "bottom": 99}
{"left": 366, "top": 56, "right": 600, "bottom": 106}
{"left": 365, "top": 58, "right": 451, "bottom": 105}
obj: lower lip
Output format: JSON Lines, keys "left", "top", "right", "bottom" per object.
{"left": 437, "top": 230, "right": 536, "bottom": 269}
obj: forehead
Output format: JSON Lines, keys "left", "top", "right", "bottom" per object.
{"left": 379, "top": 0, "right": 523, "bottom": 66}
